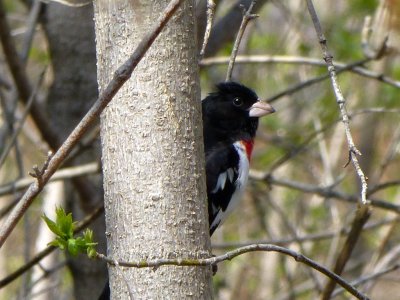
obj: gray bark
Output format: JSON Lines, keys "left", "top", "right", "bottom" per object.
{"left": 94, "top": 1, "right": 213, "bottom": 299}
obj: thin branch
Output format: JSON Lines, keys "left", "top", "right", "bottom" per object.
{"left": 199, "top": 0, "right": 216, "bottom": 59}
{"left": 28, "top": 151, "right": 53, "bottom": 189}
{"left": 361, "top": 16, "right": 389, "bottom": 60}
{"left": 249, "top": 173, "right": 400, "bottom": 213}
{"left": 0, "top": 68, "right": 46, "bottom": 168}
{"left": 226, "top": 1, "right": 258, "bottom": 81}
{"left": 306, "top": 0, "right": 368, "bottom": 204}
{"left": 212, "top": 216, "right": 399, "bottom": 249}
{"left": 267, "top": 58, "right": 371, "bottom": 103}
{"left": 0, "top": 0, "right": 61, "bottom": 147}
{"left": 257, "top": 107, "right": 399, "bottom": 181}
{"left": 200, "top": 55, "right": 400, "bottom": 89}
{"left": 20, "top": 0, "right": 43, "bottom": 64}
{"left": 266, "top": 196, "right": 323, "bottom": 292}
{"left": 0, "top": 204, "right": 104, "bottom": 288}
{"left": 370, "top": 124, "right": 400, "bottom": 183}
{"left": 0, "top": 162, "right": 100, "bottom": 197}
{"left": 368, "top": 180, "right": 400, "bottom": 196}
{"left": 321, "top": 205, "right": 371, "bottom": 300}
{"left": 332, "top": 264, "right": 400, "bottom": 298}
{"left": 0, "top": 0, "right": 185, "bottom": 248}
{"left": 96, "top": 244, "right": 370, "bottom": 300}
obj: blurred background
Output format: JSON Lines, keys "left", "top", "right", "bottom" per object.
{"left": 0, "top": 0, "right": 399, "bottom": 299}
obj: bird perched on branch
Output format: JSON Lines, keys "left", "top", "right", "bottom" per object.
{"left": 202, "top": 82, "right": 275, "bottom": 235}
{"left": 99, "top": 82, "right": 274, "bottom": 299}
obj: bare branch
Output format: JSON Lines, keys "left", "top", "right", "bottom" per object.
{"left": 0, "top": 0, "right": 61, "bottom": 147}
{"left": 0, "top": 68, "right": 46, "bottom": 168}
{"left": 321, "top": 205, "right": 371, "bottom": 300}
{"left": 97, "top": 244, "right": 370, "bottom": 300}
{"left": 249, "top": 173, "right": 400, "bottom": 213}
{"left": 332, "top": 264, "right": 400, "bottom": 298}
{"left": 0, "top": 162, "right": 100, "bottom": 197}
{"left": 361, "top": 16, "right": 389, "bottom": 59}
{"left": 20, "top": 0, "right": 43, "bottom": 64}
{"left": 28, "top": 151, "right": 53, "bottom": 188}
{"left": 212, "top": 217, "right": 399, "bottom": 249}
{"left": 201, "top": 55, "right": 400, "bottom": 89}
{"left": 199, "top": 0, "right": 216, "bottom": 59}
{"left": 305, "top": 0, "right": 368, "bottom": 204}
{"left": 226, "top": 1, "right": 258, "bottom": 81}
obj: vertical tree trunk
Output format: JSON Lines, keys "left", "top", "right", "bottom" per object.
{"left": 94, "top": 1, "right": 213, "bottom": 299}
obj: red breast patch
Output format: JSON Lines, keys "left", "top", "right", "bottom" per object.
{"left": 240, "top": 139, "right": 254, "bottom": 161}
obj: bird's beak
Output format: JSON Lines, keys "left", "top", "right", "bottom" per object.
{"left": 249, "top": 101, "right": 275, "bottom": 117}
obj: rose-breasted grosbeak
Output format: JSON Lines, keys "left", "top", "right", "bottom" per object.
{"left": 99, "top": 82, "right": 274, "bottom": 299}
{"left": 203, "top": 82, "right": 275, "bottom": 235}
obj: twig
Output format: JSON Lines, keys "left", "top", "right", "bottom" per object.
{"left": 368, "top": 180, "right": 400, "bottom": 196}
{"left": 256, "top": 107, "right": 399, "bottom": 182}
{"left": 0, "top": 0, "right": 61, "bottom": 146}
{"left": 250, "top": 173, "right": 400, "bottom": 213}
{"left": 200, "top": 55, "right": 400, "bottom": 89}
{"left": 0, "top": 0, "right": 185, "bottom": 248}
{"left": 321, "top": 205, "right": 371, "bottom": 300}
{"left": 20, "top": 0, "right": 43, "bottom": 64}
{"left": 112, "top": 259, "right": 135, "bottom": 300}
{"left": 361, "top": 16, "right": 389, "bottom": 59}
{"left": 204, "top": 0, "right": 269, "bottom": 57}
{"left": 266, "top": 196, "right": 323, "bottom": 292}
{"left": 97, "top": 244, "right": 370, "bottom": 300}
{"left": 332, "top": 264, "right": 400, "bottom": 298}
{"left": 0, "top": 68, "right": 46, "bottom": 168}
{"left": 305, "top": 0, "right": 368, "bottom": 204}
{"left": 370, "top": 124, "right": 400, "bottom": 183}
{"left": 28, "top": 151, "right": 53, "bottom": 188}
{"left": 212, "top": 216, "right": 398, "bottom": 249}
{"left": 28, "top": 261, "right": 66, "bottom": 297}
{"left": 0, "top": 204, "right": 104, "bottom": 288}
{"left": 199, "top": 0, "right": 216, "bottom": 59}
{"left": 0, "top": 162, "right": 100, "bottom": 197}
{"left": 226, "top": 1, "right": 258, "bottom": 81}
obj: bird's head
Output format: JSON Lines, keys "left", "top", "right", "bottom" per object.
{"left": 203, "top": 82, "right": 275, "bottom": 138}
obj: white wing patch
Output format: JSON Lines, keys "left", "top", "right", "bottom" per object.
{"left": 211, "top": 167, "right": 235, "bottom": 193}
{"left": 210, "top": 141, "right": 250, "bottom": 231}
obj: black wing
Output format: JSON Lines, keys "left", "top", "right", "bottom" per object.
{"left": 205, "top": 144, "right": 240, "bottom": 235}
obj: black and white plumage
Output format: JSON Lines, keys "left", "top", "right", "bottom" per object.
{"left": 202, "top": 82, "right": 275, "bottom": 235}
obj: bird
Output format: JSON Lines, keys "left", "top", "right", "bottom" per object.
{"left": 202, "top": 81, "right": 275, "bottom": 235}
{"left": 98, "top": 82, "right": 274, "bottom": 299}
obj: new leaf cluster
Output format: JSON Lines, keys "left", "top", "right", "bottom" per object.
{"left": 42, "top": 207, "right": 97, "bottom": 258}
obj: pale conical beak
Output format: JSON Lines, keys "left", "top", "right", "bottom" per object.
{"left": 249, "top": 101, "right": 275, "bottom": 117}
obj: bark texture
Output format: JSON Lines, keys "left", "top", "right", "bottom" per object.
{"left": 94, "top": 1, "right": 213, "bottom": 299}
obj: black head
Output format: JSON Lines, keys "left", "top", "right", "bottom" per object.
{"left": 202, "top": 82, "right": 275, "bottom": 149}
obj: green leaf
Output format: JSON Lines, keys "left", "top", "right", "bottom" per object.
{"left": 55, "top": 237, "right": 68, "bottom": 250}
{"left": 42, "top": 214, "right": 64, "bottom": 237}
{"left": 68, "top": 239, "right": 79, "bottom": 256}
{"left": 55, "top": 207, "right": 74, "bottom": 239}
{"left": 87, "top": 247, "right": 97, "bottom": 259}
{"left": 48, "top": 240, "right": 62, "bottom": 248}
{"left": 42, "top": 207, "right": 98, "bottom": 259}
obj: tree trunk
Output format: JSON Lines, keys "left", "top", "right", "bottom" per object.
{"left": 94, "top": 1, "right": 213, "bottom": 299}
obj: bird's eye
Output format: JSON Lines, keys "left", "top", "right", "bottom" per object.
{"left": 233, "top": 97, "right": 243, "bottom": 107}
